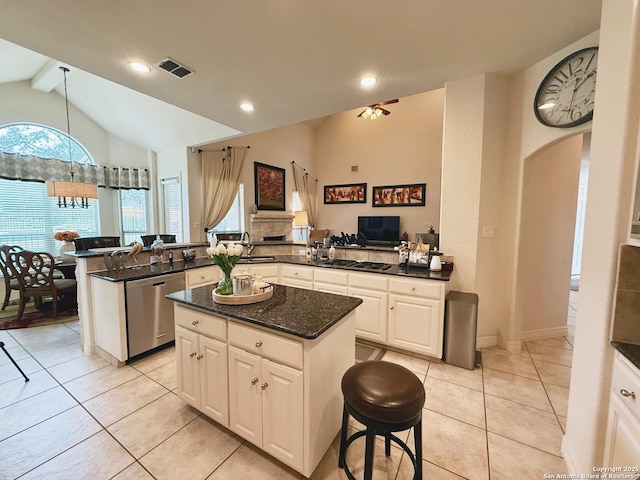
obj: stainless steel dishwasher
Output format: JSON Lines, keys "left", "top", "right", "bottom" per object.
{"left": 125, "top": 272, "right": 185, "bottom": 358}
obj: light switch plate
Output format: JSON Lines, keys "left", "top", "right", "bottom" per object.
{"left": 482, "top": 226, "right": 496, "bottom": 238}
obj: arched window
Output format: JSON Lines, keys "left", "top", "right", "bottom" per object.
{"left": 0, "top": 123, "right": 95, "bottom": 165}
{"left": 0, "top": 123, "right": 101, "bottom": 255}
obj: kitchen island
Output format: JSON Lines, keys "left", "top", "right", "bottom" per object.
{"left": 167, "top": 284, "right": 362, "bottom": 477}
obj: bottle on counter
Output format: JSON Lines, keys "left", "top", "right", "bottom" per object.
{"left": 150, "top": 235, "right": 165, "bottom": 265}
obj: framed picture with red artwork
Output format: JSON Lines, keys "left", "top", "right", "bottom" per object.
{"left": 323, "top": 183, "right": 367, "bottom": 204}
{"left": 254, "top": 162, "right": 286, "bottom": 211}
{"left": 372, "top": 183, "right": 426, "bottom": 207}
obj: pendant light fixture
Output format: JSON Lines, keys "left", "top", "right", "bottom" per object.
{"left": 46, "top": 66, "right": 98, "bottom": 208}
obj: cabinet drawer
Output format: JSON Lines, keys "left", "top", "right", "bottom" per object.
{"left": 281, "top": 265, "right": 313, "bottom": 281}
{"left": 229, "top": 322, "right": 303, "bottom": 369}
{"left": 186, "top": 266, "right": 220, "bottom": 288}
{"left": 248, "top": 264, "right": 279, "bottom": 279}
{"left": 612, "top": 353, "right": 640, "bottom": 421}
{"left": 175, "top": 305, "right": 227, "bottom": 341}
{"left": 389, "top": 278, "right": 443, "bottom": 299}
{"left": 314, "top": 268, "right": 348, "bottom": 285}
{"left": 349, "top": 272, "right": 388, "bottom": 291}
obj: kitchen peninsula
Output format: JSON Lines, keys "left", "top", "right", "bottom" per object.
{"left": 71, "top": 242, "right": 451, "bottom": 366}
{"left": 167, "top": 284, "right": 362, "bottom": 477}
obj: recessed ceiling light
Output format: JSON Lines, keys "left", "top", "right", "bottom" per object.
{"left": 240, "top": 103, "right": 255, "bottom": 112}
{"left": 128, "top": 62, "right": 151, "bottom": 73}
{"left": 359, "top": 76, "right": 377, "bottom": 87}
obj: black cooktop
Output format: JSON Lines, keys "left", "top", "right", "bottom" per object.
{"left": 322, "top": 259, "right": 392, "bottom": 271}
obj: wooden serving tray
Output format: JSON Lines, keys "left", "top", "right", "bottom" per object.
{"left": 212, "top": 286, "right": 273, "bottom": 305}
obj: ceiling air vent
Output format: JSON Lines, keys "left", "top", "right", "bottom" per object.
{"left": 158, "top": 58, "right": 194, "bottom": 78}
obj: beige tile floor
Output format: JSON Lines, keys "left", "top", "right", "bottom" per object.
{"left": 0, "top": 320, "right": 575, "bottom": 480}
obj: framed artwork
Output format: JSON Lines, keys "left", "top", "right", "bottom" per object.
{"left": 323, "top": 183, "right": 367, "bottom": 204}
{"left": 372, "top": 183, "right": 426, "bottom": 207}
{"left": 254, "top": 162, "right": 286, "bottom": 211}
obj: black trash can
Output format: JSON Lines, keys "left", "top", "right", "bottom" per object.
{"left": 443, "top": 291, "right": 479, "bottom": 370}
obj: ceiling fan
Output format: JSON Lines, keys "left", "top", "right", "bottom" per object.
{"left": 357, "top": 99, "right": 399, "bottom": 119}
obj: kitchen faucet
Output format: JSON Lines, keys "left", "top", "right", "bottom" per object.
{"left": 242, "top": 231, "right": 254, "bottom": 257}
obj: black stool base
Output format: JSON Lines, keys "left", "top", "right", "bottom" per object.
{"left": 0, "top": 341, "right": 29, "bottom": 382}
{"left": 338, "top": 403, "right": 422, "bottom": 480}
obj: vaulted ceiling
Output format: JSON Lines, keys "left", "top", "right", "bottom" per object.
{"left": 0, "top": 1, "right": 602, "bottom": 152}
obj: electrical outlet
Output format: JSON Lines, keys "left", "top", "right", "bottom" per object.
{"left": 194, "top": 222, "right": 201, "bottom": 229}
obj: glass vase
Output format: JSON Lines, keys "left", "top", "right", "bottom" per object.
{"left": 59, "top": 241, "right": 75, "bottom": 258}
{"left": 217, "top": 269, "right": 234, "bottom": 295}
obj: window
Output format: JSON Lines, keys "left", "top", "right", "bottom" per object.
{"left": 0, "top": 123, "right": 100, "bottom": 255}
{"left": 0, "top": 123, "right": 93, "bottom": 165}
{"left": 212, "top": 184, "right": 245, "bottom": 233}
{"left": 159, "top": 174, "right": 183, "bottom": 242}
{"left": 0, "top": 179, "right": 101, "bottom": 254}
{"left": 120, "top": 190, "right": 147, "bottom": 245}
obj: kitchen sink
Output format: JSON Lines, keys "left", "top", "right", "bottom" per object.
{"left": 239, "top": 256, "right": 276, "bottom": 262}
{"left": 320, "top": 259, "right": 392, "bottom": 271}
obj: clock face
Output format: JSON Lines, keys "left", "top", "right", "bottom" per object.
{"left": 534, "top": 47, "right": 598, "bottom": 128}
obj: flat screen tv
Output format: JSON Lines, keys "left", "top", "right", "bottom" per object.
{"left": 357, "top": 216, "right": 400, "bottom": 246}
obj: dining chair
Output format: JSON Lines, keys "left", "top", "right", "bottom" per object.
{"left": 140, "top": 234, "right": 176, "bottom": 247}
{"left": 7, "top": 250, "right": 77, "bottom": 322}
{"left": 0, "top": 244, "right": 23, "bottom": 310}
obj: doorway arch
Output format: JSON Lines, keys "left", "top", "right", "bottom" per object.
{"left": 515, "top": 133, "right": 590, "bottom": 340}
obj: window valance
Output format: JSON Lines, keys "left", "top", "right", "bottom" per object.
{"left": 106, "top": 167, "right": 150, "bottom": 190}
{"left": 0, "top": 152, "right": 106, "bottom": 186}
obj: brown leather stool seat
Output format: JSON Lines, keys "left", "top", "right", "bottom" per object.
{"left": 338, "top": 360, "right": 425, "bottom": 480}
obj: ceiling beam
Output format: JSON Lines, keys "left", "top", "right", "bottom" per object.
{"left": 31, "top": 59, "right": 67, "bottom": 92}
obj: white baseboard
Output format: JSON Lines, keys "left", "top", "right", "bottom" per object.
{"left": 560, "top": 436, "right": 578, "bottom": 473}
{"left": 476, "top": 335, "right": 497, "bottom": 349}
{"left": 520, "top": 325, "right": 569, "bottom": 342}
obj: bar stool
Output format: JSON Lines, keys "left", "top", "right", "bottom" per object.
{"left": 338, "top": 360, "right": 425, "bottom": 480}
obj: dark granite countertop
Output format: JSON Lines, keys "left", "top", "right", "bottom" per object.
{"left": 167, "top": 283, "right": 362, "bottom": 339}
{"left": 69, "top": 243, "right": 208, "bottom": 258}
{"left": 611, "top": 341, "right": 640, "bottom": 370}
{"left": 89, "top": 254, "right": 452, "bottom": 282}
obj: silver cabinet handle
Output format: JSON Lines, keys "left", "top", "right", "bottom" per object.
{"left": 251, "top": 378, "right": 259, "bottom": 385}
{"left": 200, "top": 275, "right": 205, "bottom": 279}
{"left": 255, "top": 340, "right": 262, "bottom": 347}
{"left": 261, "top": 382, "right": 269, "bottom": 390}
{"left": 190, "top": 352, "right": 196, "bottom": 358}
{"left": 196, "top": 354, "right": 203, "bottom": 360}
{"left": 621, "top": 389, "right": 636, "bottom": 399}
{"left": 192, "top": 320, "right": 199, "bottom": 325}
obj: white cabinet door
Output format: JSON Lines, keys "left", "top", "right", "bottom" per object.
{"left": 261, "top": 358, "right": 304, "bottom": 471}
{"left": 175, "top": 326, "right": 200, "bottom": 408}
{"left": 228, "top": 346, "right": 263, "bottom": 445}
{"left": 388, "top": 294, "right": 442, "bottom": 357}
{"left": 604, "top": 395, "right": 640, "bottom": 466}
{"left": 349, "top": 286, "right": 388, "bottom": 343}
{"left": 200, "top": 336, "right": 229, "bottom": 427}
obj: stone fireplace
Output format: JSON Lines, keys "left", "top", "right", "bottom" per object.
{"left": 249, "top": 213, "right": 294, "bottom": 241}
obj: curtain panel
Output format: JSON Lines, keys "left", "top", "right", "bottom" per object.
{"left": 0, "top": 152, "right": 106, "bottom": 186}
{"left": 292, "top": 163, "right": 317, "bottom": 228}
{"left": 202, "top": 147, "right": 247, "bottom": 231}
{"left": 106, "top": 166, "right": 150, "bottom": 190}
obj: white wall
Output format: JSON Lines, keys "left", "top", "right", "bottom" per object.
{"left": 197, "top": 122, "right": 317, "bottom": 238}
{"left": 0, "top": 80, "right": 151, "bottom": 237}
{"left": 440, "top": 74, "right": 510, "bottom": 341}
{"left": 314, "top": 89, "right": 444, "bottom": 237}
{"left": 519, "top": 135, "right": 582, "bottom": 335}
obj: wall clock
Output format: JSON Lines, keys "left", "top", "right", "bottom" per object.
{"left": 534, "top": 46, "right": 598, "bottom": 128}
